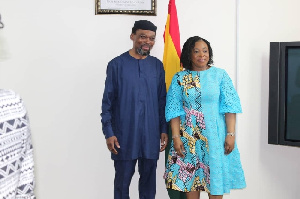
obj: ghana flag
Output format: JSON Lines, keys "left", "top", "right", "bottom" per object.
{"left": 163, "top": 0, "right": 186, "bottom": 199}
{"left": 163, "top": 0, "right": 182, "bottom": 91}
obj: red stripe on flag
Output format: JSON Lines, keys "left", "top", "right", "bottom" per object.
{"left": 168, "top": 0, "right": 181, "bottom": 57}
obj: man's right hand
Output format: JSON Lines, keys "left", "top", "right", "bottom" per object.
{"left": 106, "top": 136, "right": 120, "bottom": 155}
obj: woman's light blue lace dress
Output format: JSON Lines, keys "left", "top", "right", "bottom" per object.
{"left": 164, "top": 67, "right": 246, "bottom": 195}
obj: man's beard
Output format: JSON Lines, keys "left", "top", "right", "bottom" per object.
{"left": 136, "top": 45, "right": 151, "bottom": 56}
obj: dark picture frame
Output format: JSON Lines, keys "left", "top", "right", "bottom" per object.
{"left": 95, "top": 0, "right": 156, "bottom": 15}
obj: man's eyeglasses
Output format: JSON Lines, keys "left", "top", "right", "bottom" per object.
{"left": 139, "top": 34, "right": 155, "bottom": 42}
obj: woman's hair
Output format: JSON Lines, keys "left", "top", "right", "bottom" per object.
{"left": 180, "top": 36, "right": 214, "bottom": 70}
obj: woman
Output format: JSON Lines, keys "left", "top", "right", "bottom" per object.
{"left": 164, "top": 36, "right": 246, "bottom": 199}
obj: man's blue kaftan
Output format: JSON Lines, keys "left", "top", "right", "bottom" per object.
{"left": 101, "top": 51, "right": 167, "bottom": 160}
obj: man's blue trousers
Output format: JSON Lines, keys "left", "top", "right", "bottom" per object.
{"left": 114, "top": 158, "right": 158, "bottom": 199}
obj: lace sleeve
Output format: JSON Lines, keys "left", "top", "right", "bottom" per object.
{"left": 219, "top": 70, "right": 242, "bottom": 114}
{"left": 165, "top": 73, "right": 185, "bottom": 122}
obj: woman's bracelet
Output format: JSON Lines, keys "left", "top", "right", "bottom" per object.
{"left": 172, "top": 134, "right": 181, "bottom": 139}
{"left": 227, "top": 132, "right": 235, "bottom": 136}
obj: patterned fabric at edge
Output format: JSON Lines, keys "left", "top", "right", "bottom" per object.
{"left": 163, "top": 67, "right": 246, "bottom": 195}
{"left": 0, "top": 89, "right": 35, "bottom": 199}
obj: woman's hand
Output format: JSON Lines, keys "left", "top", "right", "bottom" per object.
{"left": 224, "top": 135, "right": 235, "bottom": 154}
{"left": 224, "top": 113, "right": 236, "bottom": 155}
{"left": 173, "top": 137, "right": 185, "bottom": 158}
{"left": 170, "top": 117, "right": 185, "bottom": 157}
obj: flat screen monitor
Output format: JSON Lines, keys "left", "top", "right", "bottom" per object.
{"left": 269, "top": 41, "right": 300, "bottom": 147}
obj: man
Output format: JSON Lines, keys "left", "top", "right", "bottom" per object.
{"left": 101, "top": 20, "right": 168, "bottom": 199}
{"left": 0, "top": 90, "right": 36, "bottom": 198}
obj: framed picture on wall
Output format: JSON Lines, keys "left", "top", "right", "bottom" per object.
{"left": 95, "top": 0, "right": 156, "bottom": 15}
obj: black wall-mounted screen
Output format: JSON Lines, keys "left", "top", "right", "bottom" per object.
{"left": 269, "top": 42, "right": 300, "bottom": 147}
{"left": 285, "top": 47, "right": 300, "bottom": 142}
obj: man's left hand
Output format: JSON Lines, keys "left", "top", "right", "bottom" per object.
{"left": 160, "top": 133, "right": 168, "bottom": 152}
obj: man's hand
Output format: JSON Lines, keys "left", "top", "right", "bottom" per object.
{"left": 225, "top": 135, "right": 235, "bottom": 155}
{"left": 160, "top": 133, "right": 168, "bottom": 152}
{"left": 106, "top": 136, "right": 120, "bottom": 155}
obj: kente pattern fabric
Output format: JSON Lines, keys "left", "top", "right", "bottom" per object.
{"left": 164, "top": 67, "right": 246, "bottom": 195}
{"left": 101, "top": 51, "right": 167, "bottom": 160}
{"left": 0, "top": 89, "right": 35, "bottom": 199}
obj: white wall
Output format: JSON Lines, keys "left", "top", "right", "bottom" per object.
{"left": 0, "top": 0, "right": 299, "bottom": 198}
{"left": 237, "top": 0, "right": 300, "bottom": 198}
